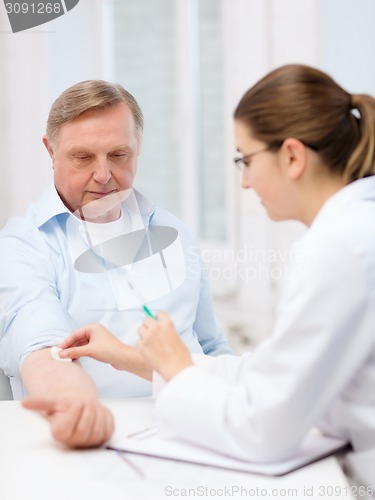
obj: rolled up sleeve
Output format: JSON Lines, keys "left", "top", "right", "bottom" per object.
{"left": 0, "top": 223, "right": 75, "bottom": 378}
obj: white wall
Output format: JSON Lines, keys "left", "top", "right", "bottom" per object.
{"left": 215, "top": 0, "right": 318, "bottom": 348}
{"left": 321, "top": 0, "right": 375, "bottom": 94}
{"left": 0, "top": 9, "right": 50, "bottom": 227}
{"left": 0, "top": 0, "right": 110, "bottom": 228}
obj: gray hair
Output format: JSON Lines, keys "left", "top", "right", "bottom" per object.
{"left": 46, "top": 80, "right": 144, "bottom": 146}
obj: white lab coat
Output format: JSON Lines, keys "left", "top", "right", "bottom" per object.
{"left": 154, "top": 176, "right": 375, "bottom": 465}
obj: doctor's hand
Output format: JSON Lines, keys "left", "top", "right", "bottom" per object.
{"left": 137, "top": 312, "right": 193, "bottom": 381}
{"left": 58, "top": 323, "right": 153, "bottom": 380}
{"left": 59, "top": 323, "right": 127, "bottom": 370}
{"left": 22, "top": 396, "right": 114, "bottom": 449}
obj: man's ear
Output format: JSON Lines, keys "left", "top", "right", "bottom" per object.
{"left": 280, "top": 137, "right": 308, "bottom": 180}
{"left": 42, "top": 136, "right": 54, "bottom": 161}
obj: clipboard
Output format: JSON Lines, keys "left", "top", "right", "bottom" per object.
{"left": 108, "top": 429, "right": 349, "bottom": 476}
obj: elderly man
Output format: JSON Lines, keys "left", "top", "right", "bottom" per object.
{"left": 0, "top": 80, "right": 231, "bottom": 448}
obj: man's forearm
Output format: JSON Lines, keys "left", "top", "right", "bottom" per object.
{"left": 21, "top": 348, "right": 115, "bottom": 449}
{"left": 21, "top": 348, "right": 98, "bottom": 400}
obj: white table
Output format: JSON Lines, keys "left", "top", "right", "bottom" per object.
{"left": 0, "top": 400, "right": 355, "bottom": 500}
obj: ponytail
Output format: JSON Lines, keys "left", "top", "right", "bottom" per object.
{"left": 234, "top": 65, "right": 375, "bottom": 185}
{"left": 345, "top": 94, "right": 375, "bottom": 182}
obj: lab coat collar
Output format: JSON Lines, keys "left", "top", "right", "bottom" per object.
{"left": 311, "top": 176, "right": 375, "bottom": 230}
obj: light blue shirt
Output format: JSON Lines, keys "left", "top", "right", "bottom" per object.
{"left": 0, "top": 185, "right": 231, "bottom": 399}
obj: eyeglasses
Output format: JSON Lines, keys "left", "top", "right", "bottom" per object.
{"left": 233, "top": 140, "right": 320, "bottom": 171}
{"left": 233, "top": 147, "right": 270, "bottom": 171}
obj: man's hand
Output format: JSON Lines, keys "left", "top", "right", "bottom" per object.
{"left": 22, "top": 396, "right": 114, "bottom": 449}
{"left": 21, "top": 348, "right": 115, "bottom": 449}
{"left": 137, "top": 312, "right": 193, "bottom": 381}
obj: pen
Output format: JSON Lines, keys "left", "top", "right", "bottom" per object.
{"left": 143, "top": 305, "right": 157, "bottom": 319}
{"left": 127, "top": 425, "right": 159, "bottom": 440}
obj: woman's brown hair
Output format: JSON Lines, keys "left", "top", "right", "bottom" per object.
{"left": 234, "top": 64, "right": 375, "bottom": 183}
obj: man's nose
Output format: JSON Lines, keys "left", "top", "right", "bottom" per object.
{"left": 93, "top": 158, "right": 112, "bottom": 184}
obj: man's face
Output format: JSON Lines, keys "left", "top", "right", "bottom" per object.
{"left": 43, "top": 102, "right": 140, "bottom": 222}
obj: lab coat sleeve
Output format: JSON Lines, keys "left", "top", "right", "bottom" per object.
{"left": 155, "top": 236, "right": 374, "bottom": 462}
{"left": 192, "top": 352, "right": 253, "bottom": 382}
{"left": 153, "top": 352, "right": 253, "bottom": 396}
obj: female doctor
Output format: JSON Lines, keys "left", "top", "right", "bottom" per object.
{"left": 56, "top": 64, "right": 375, "bottom": 464}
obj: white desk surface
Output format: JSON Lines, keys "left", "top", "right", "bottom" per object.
{"left": 0, "top": 399, "right": 355, "bottom": 500}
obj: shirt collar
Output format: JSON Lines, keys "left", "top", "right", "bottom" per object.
{"left": 36, "top": 184, "right": 156, "bottom": 229}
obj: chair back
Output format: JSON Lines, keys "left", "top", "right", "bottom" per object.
{"left": 0, "top": 370, "right": 13, "bottom": 400}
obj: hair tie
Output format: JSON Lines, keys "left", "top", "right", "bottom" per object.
{"left": 349, "top": 94, "right": 361, "bottom": 119}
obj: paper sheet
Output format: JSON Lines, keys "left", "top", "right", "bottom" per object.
{"left": 108, "top": 430, "right": 349, "bottom": 477}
